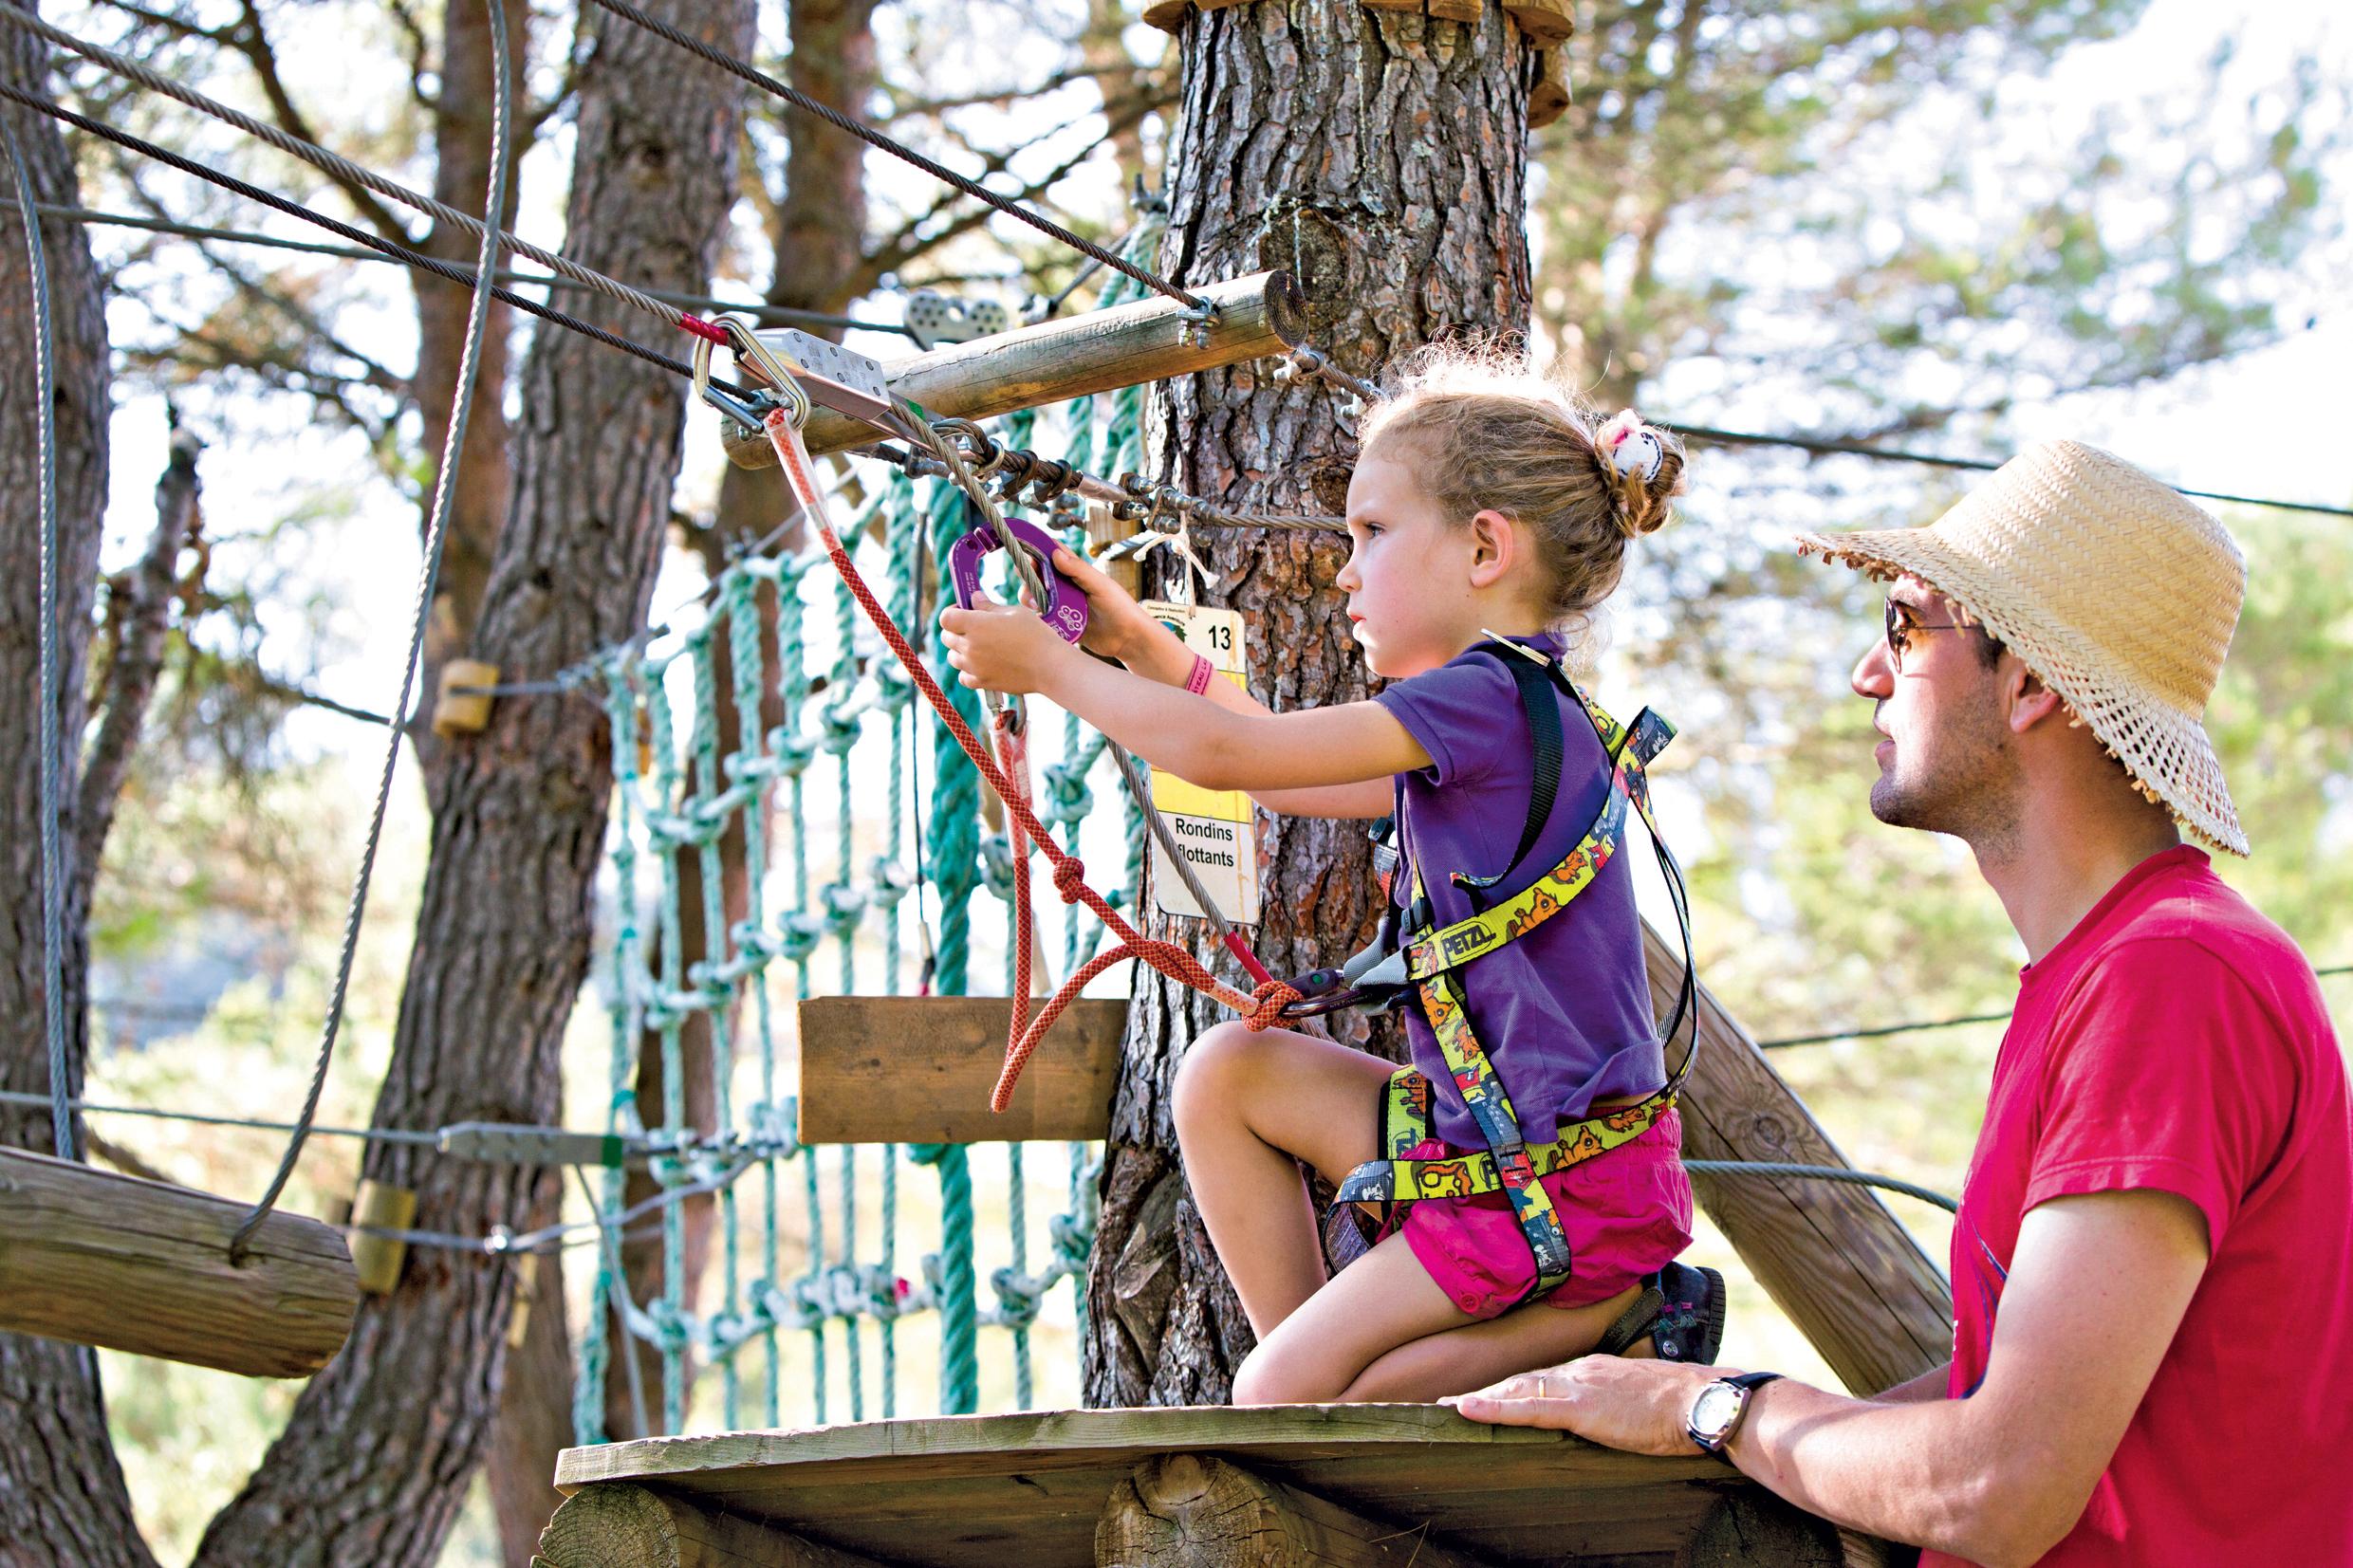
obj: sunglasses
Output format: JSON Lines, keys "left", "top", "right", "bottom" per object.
{"left": 1883, "top": 598, "right": 1964, "bottom": 673}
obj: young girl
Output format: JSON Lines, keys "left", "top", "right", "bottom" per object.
{"left": 940, "top": 349, "right": 1718, "bottom": 1403}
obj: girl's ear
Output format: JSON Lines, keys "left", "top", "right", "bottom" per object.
{"left": 1466, "top": 508, "right": 1516, "bottom": 589}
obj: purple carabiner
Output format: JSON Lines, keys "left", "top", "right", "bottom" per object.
{"left": 945, "top": 514, "right": 1090, "bottom": 644}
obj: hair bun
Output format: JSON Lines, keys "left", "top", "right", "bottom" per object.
{"left": 1594, "top": 411, "right": 1685, "bottom": 539}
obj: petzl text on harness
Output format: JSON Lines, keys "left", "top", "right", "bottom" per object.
{"left": 1298, "top": 638, "right": 1698, "bottom": 1308}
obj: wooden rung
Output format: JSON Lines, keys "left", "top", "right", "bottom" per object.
{"left": 350, "top": 1178, "right": 417, "bottom": 1295}
{"left": 432, "top": 657, "right": 500, "bottom": 738}
{"left": 796, "top": 996, "right": 1126, "bottom": 1145}
{"left": 1097, "top": 1453, "right": 1497, "bottom": 1567}
{"left": 722, "top": 270, "right": 1307, "bottom": 466}
{"left": 1504, "top": 0, "right": 1572, "bottom": 44}
{"left": 537, "top": 1482, "right": 888, "bottom": 1568}
{"left": 0, "top": 1148, "right": 358, "bottom": 1379}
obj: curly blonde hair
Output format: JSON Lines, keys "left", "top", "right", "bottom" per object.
{"left": 1357, "top": 343, "right": 1686, "bottom": 627}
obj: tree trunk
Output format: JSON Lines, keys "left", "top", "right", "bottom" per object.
{"left": 0, "top": 7, "right": 156, "bottom": 1561}
{"left": 1082, "top": 0, "right": 1531, "bottom": 1407}
{"left": 189, "top": 5, "right": 753, "bottom": 1563}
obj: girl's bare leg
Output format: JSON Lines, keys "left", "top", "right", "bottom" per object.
{"left": 1335, "top": 1282, "right": 1652, "bottom": 1402}
{"left": 1230, "top": 1231, "right": 1477, "bottom": 1405}
{"left": 1170, "top": 1022, "right": 1396, "bottom": 1335}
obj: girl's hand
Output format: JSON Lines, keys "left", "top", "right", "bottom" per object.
{"left": 940, "top": 594, "right": 1079, "bottom": 696}
{"left": 1049, "top": 545, "right": 1168, "bottom": 665}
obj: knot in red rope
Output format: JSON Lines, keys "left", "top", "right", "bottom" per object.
{"left": 1244, "top": 979, "right": 1304, "bottom": 1032}
{"left": 1049, "top": 858, "right": 1089, "bottom": 906}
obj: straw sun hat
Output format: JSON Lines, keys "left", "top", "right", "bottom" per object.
{"left": 1793, "top": 438, "right": 2250, "bottom": 857}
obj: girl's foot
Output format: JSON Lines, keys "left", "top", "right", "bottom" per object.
{"left": 1593, "top": 1261, "right": 1725, "bottom": 1364}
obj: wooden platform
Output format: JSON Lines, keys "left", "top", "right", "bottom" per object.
{"left": 548, "top": 1405, "right": 1895, "bottom": 1566}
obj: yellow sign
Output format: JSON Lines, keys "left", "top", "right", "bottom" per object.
{"left": 1141, "top": 600, "right": 1259, "bottom": 926}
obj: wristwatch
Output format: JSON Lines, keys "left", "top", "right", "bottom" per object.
{"left": 1686, "top": 1370, "right": 1783, "bottom": 1455}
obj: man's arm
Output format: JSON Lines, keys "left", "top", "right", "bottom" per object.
{"left": 1870, "top": 1361, "right": 1954, "bottom": 1404}
{"left": 1449, "top": 1189, "right": 2208, "bottom": 1568}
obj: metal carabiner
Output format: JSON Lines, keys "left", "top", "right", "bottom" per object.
{"left": 691, "top": 312, "right": 812, "bottom": 432}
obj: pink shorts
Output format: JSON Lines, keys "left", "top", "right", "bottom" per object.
{"left": 1380, "top": 1109, "right": 1693, "bottom": 1319}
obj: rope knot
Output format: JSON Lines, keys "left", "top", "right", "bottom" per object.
{"left": 1050, "top": 858, "right": 1088, "bottom": 905}
{"left": 1245, "top": 979, "right": 1303, "bottom": 1032}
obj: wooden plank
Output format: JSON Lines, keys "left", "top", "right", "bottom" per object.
{"left": 1097, "top": 1453, "right": 1499, "bottom": 1567}
{"left": 536, "top": 1482, "right": 891, "bottom": 1567}
{"left": 725, "top": 271, "right": 1308, "bottom": 465}
{"left": 1644, "top": 922, "right": 1954, "bottom": 1394}
{"left": 1677, "top": 1490, "right": 1842, "bottom": 1567}
{"left": 0, "top": 1147, "right": 358, "bottom": 1378}
{"left": 558, "top": 1405, "right": 1751, "bottom": 1567}
{"left": 1426, "top": 0, "right": 1484, "bottom": 24}
{"left": 797, "top": 997, "right": 1126, "bottom": 1145}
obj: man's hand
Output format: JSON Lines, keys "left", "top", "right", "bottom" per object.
{"left": 1445, "top": 1357, "right": 1726, "bottom": 1457}
{"left": 940, "top": 594, "right": 1081, "bottom": 696}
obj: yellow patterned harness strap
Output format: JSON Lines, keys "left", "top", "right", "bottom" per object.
{"left": 1332, "top": 668, "right": 1691, "bottom": 1307}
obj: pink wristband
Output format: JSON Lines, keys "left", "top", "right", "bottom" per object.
{"left": 1184, "top": 653, "right": 1214, "bottom": 695}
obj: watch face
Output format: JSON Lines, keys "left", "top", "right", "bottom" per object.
{"left": 1690, "top": 1381, "right": 1742, "bottom": 1441}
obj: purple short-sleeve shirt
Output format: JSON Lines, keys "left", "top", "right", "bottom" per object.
{"left": 1372, "top": 634, "right": 1665, "bottom": 1149}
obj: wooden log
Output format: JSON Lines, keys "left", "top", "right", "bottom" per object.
{"left": 0, "top": 1147, "right": 358, "bottom": 1378}
{"left": 1645, "top": 922, "right": 1955, "bottom": 1394}
{"left": 721, "top": 270, "right": 1308, "bottom": 466}
{"left": 1085, "top": 501, "right": 1143, "bottom": 598}
{"left": 796, "top": 996, "right": 1126, "bottom": 1145}
{"left": 1529, "top": 47, "right": 1571, "bottom": 129}
{"left": 1096, "top": 1453, "right": 1497, "bottom": 1568}
{"left": 1504, "top": 0, "right": 1573, "bottom": 44}
{"left": 535, "top": 1482, "right": 888, "bottom": 1568}
{"left": 1426, "top": 0, "right": 1484, "bottom": 25}
{"left": 1677, "top": 1488, "right": 1845, "bottom": 1568}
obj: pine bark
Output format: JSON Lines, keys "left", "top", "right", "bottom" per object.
{"left": 188, "top": 4, "right": 753, "bottom": 1563}
{"left": 0, "top": 6, "right": 155, "bottom": 1561}
{"left": 1083, "top": 0, "right": 1532, "bottom": 1407}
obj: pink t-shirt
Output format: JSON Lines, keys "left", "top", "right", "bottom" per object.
{"left": 1931, "top": 846, "right": 2353, "bottom": 1567}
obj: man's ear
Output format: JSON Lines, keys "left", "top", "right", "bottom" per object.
{"left": 1467, "top": 508, "right": 1516, "bottom": 589}
{"left": 2006, "top": 659, "right": 2069, "bottom": 735}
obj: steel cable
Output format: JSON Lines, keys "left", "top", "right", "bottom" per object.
{"left": 4, "top": 112, "right": 73, "bottom": 1162}
{"left": 228, "top": 0, "right": 513, "bottom": 1255}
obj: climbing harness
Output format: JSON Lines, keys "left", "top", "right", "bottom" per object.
{"left": 1293, "top": 637, "right": 1699, "bottom": 1307}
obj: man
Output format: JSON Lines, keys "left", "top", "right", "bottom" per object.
{"left": 1447, "top": 440, "right": 2353, "bottom": 1567}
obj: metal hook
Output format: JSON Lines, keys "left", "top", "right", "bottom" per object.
{"left": 691, "top": 313, "right": 811, "bottom": 431}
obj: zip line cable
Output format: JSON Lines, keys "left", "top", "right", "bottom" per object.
{"left": 577, "top": 0, "right": 1209, "bottom": 315}
{"left": 1667, "top": 422, "right": 2353, "bottom": 522}
{"left": 0, "top": 83, "right": 756, "bottom": 397}
{"left": 227, "top": 0, "right": 511, "bottom": 1255}
{"left": 0, "top": 200, "right": 916, "bottom": 339}
{"left": 5, "top": 116, "right": 75, "bottom": 1163}
{"left": 1756, "top": 962, "right": 2353, "bottom": 1050}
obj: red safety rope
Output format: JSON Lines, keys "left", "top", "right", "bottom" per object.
{"left": 762, "top": 410, "right": 1300, "bottom": 1111}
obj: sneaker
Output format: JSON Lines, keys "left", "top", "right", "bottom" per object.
{"left": 1648, "top": 1261, "right": 1726, "bottom": 1364}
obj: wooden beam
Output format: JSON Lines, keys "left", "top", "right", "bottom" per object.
{"left": 1645, "top": 923, "right": 1955, "bottom": 1394}
{"left": 1677, "top": 1489, "right": 1849, "bottom": 1568}
{"left": 1529, "top": 47, "right": 1570, "bottom": 130}
{"left": 0, "top": 1147, "right": 358, "bottom": 1378}
{"left": 796, "top": 996, "right": 1125, "bottom": 1145}
{"left": 535, "top": 1482, "right": 889, "bottom": 1568}
{"left": 722, "top": 270, "right": 1308, "bottom": 466}
{"left": 1096, "top": 1453, "right": 1499, "bottom": 1567}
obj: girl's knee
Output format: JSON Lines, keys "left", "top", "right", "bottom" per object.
{"left": 1231, "top": 1339, "right": 1343, "bottom": 1407}
{"left": 1173, "top": 1021, "right": 1263, "bottom": 1126}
